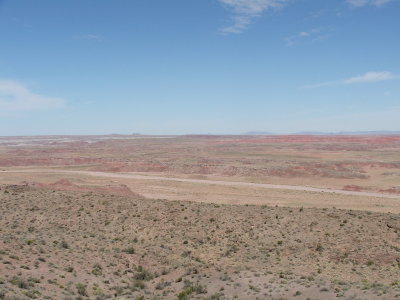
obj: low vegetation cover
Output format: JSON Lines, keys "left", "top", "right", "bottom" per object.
{"left": 0, "top": 185, "right": 399, "bottom": 299}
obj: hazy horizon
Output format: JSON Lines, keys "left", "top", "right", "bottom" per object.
{"left": 2, "top": 130, "right": 400, "bottom": 138}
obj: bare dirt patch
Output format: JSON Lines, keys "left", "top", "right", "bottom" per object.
{"left": 33, "top": 178, "right": 143, "bottom": 198}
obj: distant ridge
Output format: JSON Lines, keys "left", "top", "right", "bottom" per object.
{"left": 243, "top": 131, "right": 273, "bottom": 135}
{"left": 294, "top": 131, "right": 400, "bottom": 135}
{"left": 243, "top": 131, "right": 400, "bottom": 135}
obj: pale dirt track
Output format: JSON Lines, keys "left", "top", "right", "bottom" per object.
{"left": 2, "top": 168, "right": 400, "bottom": 199}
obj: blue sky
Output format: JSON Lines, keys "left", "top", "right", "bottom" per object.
{"left": 0, "top": 0, "right": 399, "bottom": 135}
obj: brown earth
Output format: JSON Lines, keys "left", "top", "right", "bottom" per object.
{"left": 1, "top": 135, "right": 400, "bottom": 195}
{"left": 34, "top": 178, "right": 143, "bottom": 198}
{"left": 1, "top": 185, "right": 400, "bottom": 300}
{"left": 1, "top": 135, "right": 400, "bottom": 299}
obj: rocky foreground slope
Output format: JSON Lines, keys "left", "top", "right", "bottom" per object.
{"left": 0, "top": 185, "right": 400, "bottom": 299}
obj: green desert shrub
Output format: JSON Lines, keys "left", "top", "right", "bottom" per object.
{"left": 134, "top": 265, "right": 153, "bottom": 281}
{"left": 76, "top": 283, "right": 87, "bottom": 296}
{"left": 177, "top": 281, "right": 207, "bottom": 300}
{"left": 10, "top": 276, "right": 30, "bottom": 289}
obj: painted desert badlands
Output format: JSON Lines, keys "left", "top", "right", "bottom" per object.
{"left": 0, "top": 135, "right": 400, "bottom": 299}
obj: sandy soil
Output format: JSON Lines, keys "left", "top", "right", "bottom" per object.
{"left": 1, "top": 168, "right": 400, "bottom": 214}
{"left": 3, "top": 168, "right": 399, "bottom": 199}
{"left": 1, "top": 135, "right": 400, "bottom": 299}
{"left": 1, "top": 134, "right": 400, "bottom": 194}
{"left": 1, "top": 185, "right": 399, "bottom": 300}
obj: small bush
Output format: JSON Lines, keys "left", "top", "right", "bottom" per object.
{"left": 65, "top": 266, "right": 74, "bottom": 272}
{"left": 177, "top": 281, "right": 207, "bottom": 299}
{"left": 123, "top": 246, "right": 135, "bottom": 254}
{"left": 24, "top": 289, "right": 41, "bottom": 299}
{"left": 76, "top": 283, "right": 87, "bottom": 296}
{"left": 60, "top": 240, "right": 69, "bottom": 249}
{"left": 92, "top": 263, "right": 102, "bottom": 276}
{"left": 134, "top": 266, "right": 153, "bottom": 281}
{"left": 155, "top": 280, "right": 171, "bottom": 290}
{"left": 10, "top": 276, "right": 30, "bottom": 289}
{"left": 130, "top": 280, "right": 146, "bottom": 290}
{"left": 316, "top": 244, "right": 324, "bottom": 252}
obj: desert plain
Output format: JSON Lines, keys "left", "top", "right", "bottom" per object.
{"left": 0, "top": 134, "right": 400, "bottom": 299}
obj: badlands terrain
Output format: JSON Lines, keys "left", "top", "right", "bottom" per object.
{"left": 0, "top": 135, "right": 400, "bottom": 299}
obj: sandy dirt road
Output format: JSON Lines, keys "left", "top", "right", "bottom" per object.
{"left": 2, "top": 168, "right": 400, "bottom": 199}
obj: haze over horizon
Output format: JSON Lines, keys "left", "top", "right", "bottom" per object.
{"left": 0, "top": 0, "right": 399, "bottom": 135}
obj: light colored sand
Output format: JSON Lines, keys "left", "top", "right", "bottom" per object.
{"left": 2, "top": 168, "right": 399, "bottom": 199}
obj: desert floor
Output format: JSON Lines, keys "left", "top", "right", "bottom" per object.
{"left": 0, "top": 135, "right": 399, "bottom": 299}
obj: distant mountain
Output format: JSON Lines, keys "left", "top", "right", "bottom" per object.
{"left": 243, "top": 131, "right": 273, "bottom": 135}
{"left": 243, "top": 131, "right": 400, "bottom": 136}
{"left": 293, "top": 131, "right": 327, "bottom": 135}
{"left": 295, "top": 131, "right": 400, "bottom": 135}
{"left": 334, "top": 131, "right": 400, "bottom": 135}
